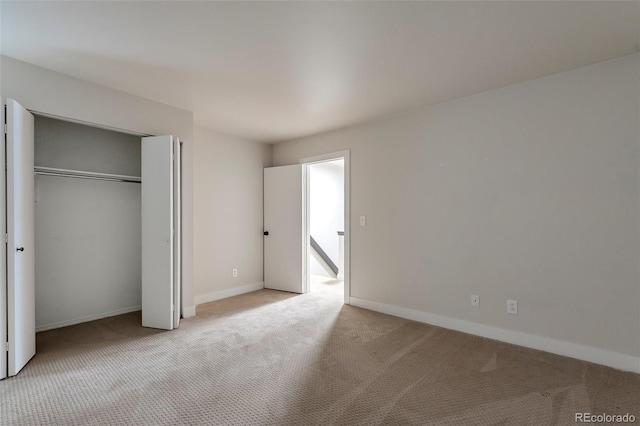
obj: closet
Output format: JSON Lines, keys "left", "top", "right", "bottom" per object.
{"left": 34, "top": 114, "right": 143, "bottom": 333}
{"left": 1, "top": 98, "right": 182, "bottom": 380}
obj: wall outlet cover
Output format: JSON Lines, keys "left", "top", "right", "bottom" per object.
{"left": 471, "top": 295, "right": 480, "bottom": 307}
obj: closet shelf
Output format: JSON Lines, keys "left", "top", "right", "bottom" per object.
{"left": 34, "top": 166, "right": 141, "bottom": 184}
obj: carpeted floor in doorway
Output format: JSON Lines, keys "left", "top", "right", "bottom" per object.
{"left": 1, "top": 284, "right": 638, "bottom": 425}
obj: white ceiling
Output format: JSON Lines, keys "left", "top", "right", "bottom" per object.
{"left": 2, "top": 1, "right": 638, "bottom": 143}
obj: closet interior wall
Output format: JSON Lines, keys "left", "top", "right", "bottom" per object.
{"left": 34, "top": 115, "right": 142, "bottom": 331}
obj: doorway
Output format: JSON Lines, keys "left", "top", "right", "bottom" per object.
{"left": 302, "top": 151, "right": 350, "bottom": 304}
{"left": 262, "top": 150, "right": 350, "bottom": 303}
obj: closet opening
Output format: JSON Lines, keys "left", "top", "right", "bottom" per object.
{"left": 33, "top": 114, "right": 144, "bottom": 332}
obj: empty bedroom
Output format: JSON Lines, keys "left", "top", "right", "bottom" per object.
{"left": 0, "top": 1, "right": 639, "bottom": 425}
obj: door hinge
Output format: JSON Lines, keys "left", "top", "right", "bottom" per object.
{"left": 3, "top": 123, "right": 6, "bottom": 134}
{"left": 4, "top": 233, "right": 7, "bottom": 244}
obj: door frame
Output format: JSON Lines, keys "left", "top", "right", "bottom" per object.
{"left": 300, "top": 150, "right": 350, "bottom": 304}
{"left": 173, "top": 139, "right": 182, "bottom": 328}
{"left": 1, "top": 98, "right": 6, "bottom": 379}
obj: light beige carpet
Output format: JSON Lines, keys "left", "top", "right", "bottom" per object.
{"left": 1, "top": 285, "right": 638, "bottom": 425}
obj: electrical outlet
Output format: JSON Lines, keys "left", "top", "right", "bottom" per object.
{"left": 471, "top": 295, "right": 479, "bottom": 307}
{"left": 232, "top": 268, "right": 238, "bottom": 278}
{"left": 507, "top": 299, "right": 517, "bottom": 315}
{"left": 360, "top": 216, "right": 367, "bottom": 226}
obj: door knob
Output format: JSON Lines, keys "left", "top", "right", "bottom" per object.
{"left": 263, "top": 231, "right": 269, "bottom": 236}
{"left": 16, "top": 247, "right": 24, "bottom": 252}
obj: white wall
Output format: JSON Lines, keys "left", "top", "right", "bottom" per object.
{"left": 34, "top": 116, "right": 142, "bottom": 330}
{"left": 34, "top": 115, "right": 141, "bottom": 175}
{"left": 273, "top": 54, "right": 640, "bottom": 369}
{"left": 309, "top": 160, "right": 344, "bottom": 277}
{"left": 35, "top": 177, "right": 141, "bottom": 331}
{"left": 1, "top": 56, "right": 196, "bottom": 317}
{"left": 193, "top": 126, "right": 271, "bottom": 305}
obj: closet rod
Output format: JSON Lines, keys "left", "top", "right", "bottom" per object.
{"left": 34, "top": 166, "right": 141, "bottom": 184}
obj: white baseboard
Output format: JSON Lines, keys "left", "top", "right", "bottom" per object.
{"left": 194, "top": 282, "right": 264, "bottom": 306}
{"left": 36, "top": 305, "right": 142, "bottom": 333}
{"left": 182, "top": 305, "right": 196, "bottom": 318}
{"left": 349, "top": 297, "right": 640, "bottom": 374}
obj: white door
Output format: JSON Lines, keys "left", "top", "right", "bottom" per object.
{"left": 6, "top": 99, "right": 36, "bottom": 376}
{"left": 141, "top": 135, "right": 175, "bottom": 330}
{"left": 173, "top": 139, "right": 181, "bottom": 328}
{"left": 0, "top": 99, "right": 6, "bottom": 380}
{"left": 264, "top": 165, "right": 304, "bottom": 293}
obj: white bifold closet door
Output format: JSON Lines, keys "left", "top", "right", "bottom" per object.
{"left": 1, "top": 98, "right": 5, "bottom": 380}
{"left": 173, "top": 139, "right": 181, "bottom": 329}
{"left": 4, "top": 99, "right": 36, "bottom": 378}
{"left": 141, "top": 135, "right": 181, "bottom": 330}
